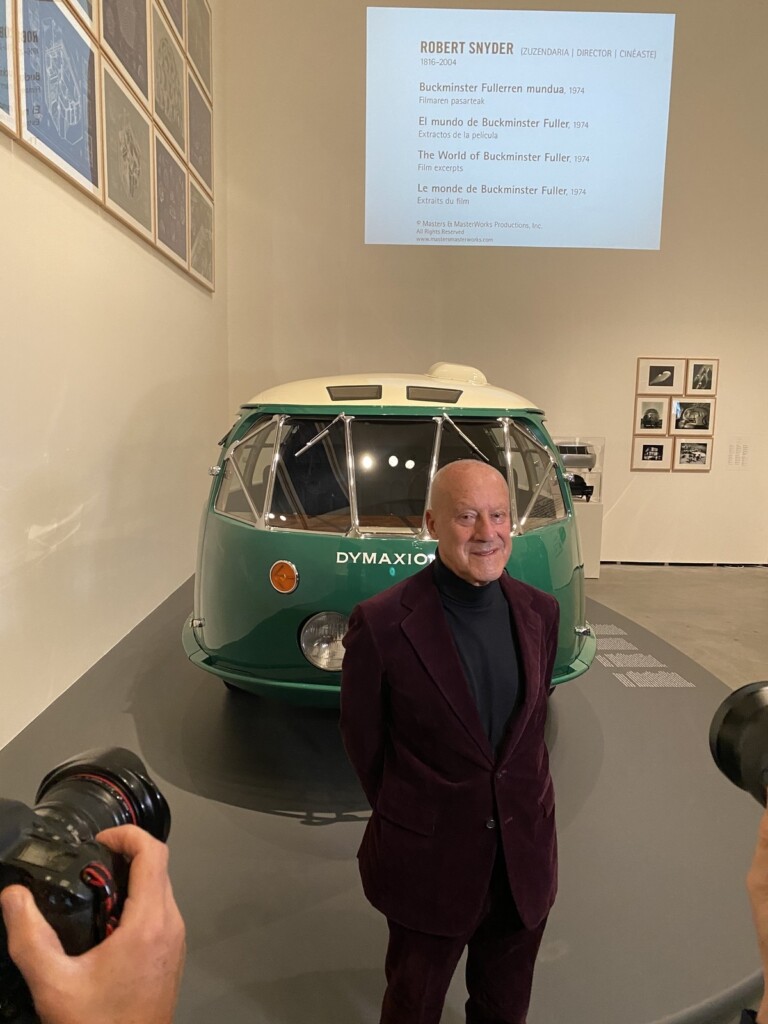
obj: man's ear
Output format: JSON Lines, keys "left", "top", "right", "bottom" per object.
{"left": 425, "top": 510, "right": 438, "bottom": 539}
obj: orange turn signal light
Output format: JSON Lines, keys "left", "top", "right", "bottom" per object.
{"left": 270, "top": 560, "right": 299, "bottom": 594}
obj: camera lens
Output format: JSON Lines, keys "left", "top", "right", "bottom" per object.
{"left": 709, "top": 682, "right": 768, "bottom": 806}
{"left": 32, "top": 747, "right": 170, "bottom": 841}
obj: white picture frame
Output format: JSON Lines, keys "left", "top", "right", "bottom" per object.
{"left": 685, "top": 358, "right": 719, "bottom": 396}
{"left": 636, "top": 357, "right": 686, "bottom": 396}
{"left": 633, "top": 396, "right": 669, "bottom": 435}
{"left": 673, "top": 438, "right": 713, "bottom": 472}
{"left": 631, "top": 437, "right": 673, "bottom": 471}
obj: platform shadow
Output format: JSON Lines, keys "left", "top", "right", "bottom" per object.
{"left": 127, "top": 610, "right": 369, "bottom": 823}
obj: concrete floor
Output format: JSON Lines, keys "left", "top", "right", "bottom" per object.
{"left": 588, "top": 565, "right": 768, "bottom": 691}
{"left": 3, "top": 567, "right": 768, "bottom": 1023}
{"left": 589, "top": 565, "right": 768, "bottom": 1024}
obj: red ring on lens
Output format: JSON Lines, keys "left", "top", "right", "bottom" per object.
{"left": 70, "top": 773, "right": 138, "bottom": 825}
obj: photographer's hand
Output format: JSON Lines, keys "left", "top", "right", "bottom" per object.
{"left": 748, "top": 807, "right": 768, "bottom": 1024}
{"left": 0, "top": 824, "right": 185, "bottom": 1024}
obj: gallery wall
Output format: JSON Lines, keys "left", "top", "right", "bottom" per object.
{"left": 2, "top": 0, "right": 765, "bottom": 749}
{"left": 224, "top": 0, "right": 768, "bottom": 564}
{"left": 0, "top": 6, "right": 228, "bottom": 750}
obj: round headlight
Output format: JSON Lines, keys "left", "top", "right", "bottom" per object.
{"left": 300, "top": 612, "right": 349, "bottom": 672}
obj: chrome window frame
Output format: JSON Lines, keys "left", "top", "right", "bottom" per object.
{"left": 215, "top": 412, "right": 567, "bottom": 537}
{"left": 215, "top": 415, "right": 282, "bottom": 524}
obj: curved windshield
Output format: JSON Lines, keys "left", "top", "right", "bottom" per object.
{"left": 214, "top": 414, "right": 567, "bottom": 535}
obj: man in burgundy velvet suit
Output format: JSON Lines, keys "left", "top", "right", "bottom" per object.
{"left": 340, "top": 459, "right": 560, "bottom": 1024}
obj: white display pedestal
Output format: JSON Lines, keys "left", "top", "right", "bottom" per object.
{"left": 574, "top": 501, "right": 604, "bottom": 579}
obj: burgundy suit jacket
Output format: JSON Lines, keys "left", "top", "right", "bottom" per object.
{"left": 340, "top": 562, "right": 560, "bottom": 937}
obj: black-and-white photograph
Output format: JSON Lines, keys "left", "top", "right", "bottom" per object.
{"left": 636, "top": 357, "right": 686, "bottom": 395}
{"left": 671, "top": 398, "right": 715, "bottom": 434}
{"left": 631, "top": 436, "right": 672, "bottom": 470}
{"left": 685, "top": 358, "right": 719, "bottom": 396}
{"left": 634, "top": 396, "right": 669, "bottom": 434}
{"left": 673, "top": 437, "right": 713, "bottom": 471}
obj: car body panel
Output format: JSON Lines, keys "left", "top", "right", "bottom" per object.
{"left": 184, "top": 365, "right": 595, "bottom": 701}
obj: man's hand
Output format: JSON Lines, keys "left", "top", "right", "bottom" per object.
{"left": 748, "top": 807, "right": 768, "bottom": 1024}
{"left": 0, "top": 825, "right": 186, "bottom": 1024}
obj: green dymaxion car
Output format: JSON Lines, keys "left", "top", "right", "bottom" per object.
{"left": 183, "top": 363, "right": 596, "bottom": 702}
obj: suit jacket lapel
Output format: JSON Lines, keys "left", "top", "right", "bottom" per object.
{"left": 400, "top": 569, "right": 495, "bottom": 767}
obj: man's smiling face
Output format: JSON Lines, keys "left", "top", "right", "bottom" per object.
{"left": 426, "top": 460, "right": 512, "bottom": 586}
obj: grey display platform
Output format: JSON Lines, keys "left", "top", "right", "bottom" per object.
{"left": 0, "top": 580, "right": 762, "bottom": 1023}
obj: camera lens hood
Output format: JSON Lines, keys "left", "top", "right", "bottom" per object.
{"left": 710, "top": 681, "right": 768, "bottom": 806}
{"left": 34, "top": 747, "right": 171, "bottom": 841}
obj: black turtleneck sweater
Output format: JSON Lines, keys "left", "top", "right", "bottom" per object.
{"left": 433, "top": 551, "right": 523, "bottom": 756}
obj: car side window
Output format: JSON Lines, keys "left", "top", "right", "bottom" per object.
{"left": 214, "top": 418, "right": 277, "bottom": 523}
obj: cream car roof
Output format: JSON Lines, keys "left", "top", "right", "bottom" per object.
{"left": 246, "top": 363, "right": 537, "bottom": 410}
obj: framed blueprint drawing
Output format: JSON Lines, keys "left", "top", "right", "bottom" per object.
{"left": 65, "top": 0, "right": 97, "bottom": 36}
{"left": 1, "top": 0, "right": 17, "bottom": 134}
{"left": 155, "top": 128, "right": 187, "bottom": 266}
{"left": 186, "top": 0, "right": 210, "bottom": 96}
{"left": 18, "top": 0, "right": 101, "bottom": 196}
{"left": 189, "top": 176, "right": 213, "bottom": 287}
{"left": 187, "top": 68, "right": 211, "bottom": 192}
{"left": 103, "top": 59, "right": 153, "bottom": 241}
{"left": 152, "top": 2, "right": 184, "bottom": 154}
{"left": 101, "top": 0, "right": 149, "bottom": 103}
{"left": 159, "top": 0, "right": 183, "bottom": 43}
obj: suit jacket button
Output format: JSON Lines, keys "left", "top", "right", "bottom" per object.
{"left": 485, "top": 818, "right": 496, "bottom": 829}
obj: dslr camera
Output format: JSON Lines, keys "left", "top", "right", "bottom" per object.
{"left": 0, "top": 748, "right": 170, "bottom": 1020}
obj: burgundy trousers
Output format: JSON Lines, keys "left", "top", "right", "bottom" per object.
{"left": 380, "top": 852, "right": 547, "bottom": 1024}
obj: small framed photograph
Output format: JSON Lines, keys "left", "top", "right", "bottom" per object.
{"left": 633, "top": 396, "right": 669, "bottom": 435}
{"left": 152, "top": 2, "right": 185, "bottom": 156}
{"left": 102, "top": 60, "right": 154, "bottom": 242}
{"left": 671, "top": 397, "right": 716, "bottom": 435}
{"left": 673, "top": 438, "right": 713, "bottom": 472}
{"left": 18, "top": 0, "right": 102, "bottom": 196}
{"left": 154, "top": 128, "right": 187, "bottom": 267}
{"left": 1, "top": 0, "right": 17, "bottom": 135}
{"left": 631, "top": 437, "right": 672, "bottom": 471}
{"left": 158, "top": 0, "right": 183, "bottom": 42}
{"left": 186, "top": 0, "right": 211, "bottom": 97}
{"left": 189, "top": 176, "right": 214, "bottom": 288}
{"left": 101, "top": 0, "right": 150, "bottom": 104}
{"left": 65, "top": 0, "right": 97, "bottom": 35}
{"left": 636, "top": 358, "right": 686, "bottom": 396}
{"left": 187, "top": 69, "right": 212, "bottom": 193}
{"left": 685, "top": 358, "right": 719, "bottom": 396}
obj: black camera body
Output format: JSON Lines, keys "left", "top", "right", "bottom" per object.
{"left": 0, "top": 748, "right": 170, "bottom": 1020}
{"left": 0, "top": 798, "right": 124, "bottom": 949}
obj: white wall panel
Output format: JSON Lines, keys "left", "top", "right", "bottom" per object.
{"left": 223, "top": 0, "right": 768, "bottom": 565}
{"left": 0, "top": 5, "right": 228, "bottom": 749}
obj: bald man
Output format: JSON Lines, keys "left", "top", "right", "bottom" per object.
{"left": 340, "top": 459, "right": 560, "bottom": 1024}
